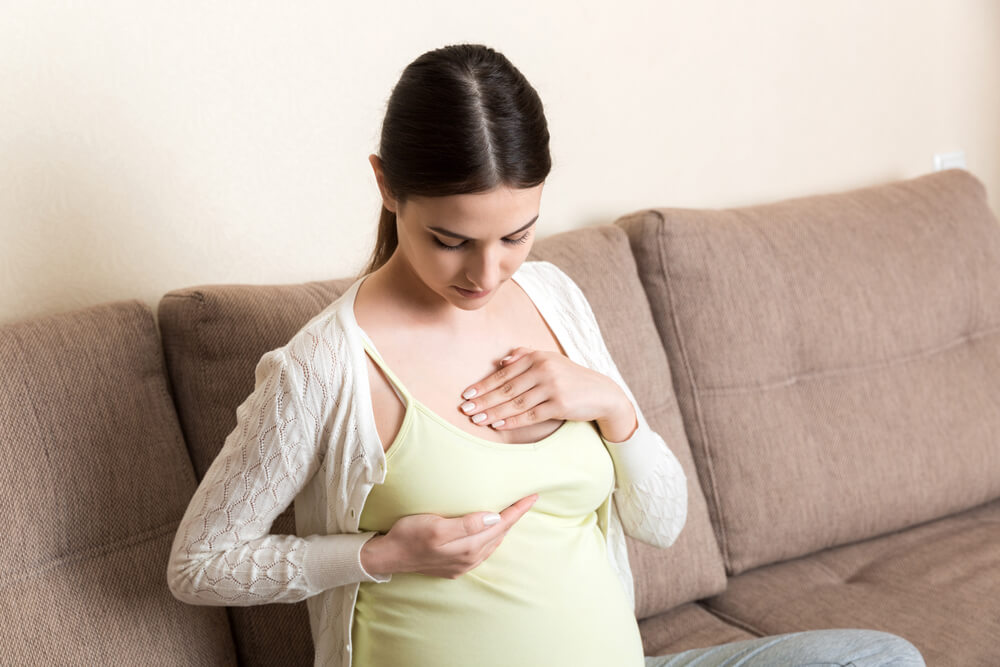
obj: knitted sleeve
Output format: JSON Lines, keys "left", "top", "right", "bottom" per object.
{"left": 545, "top": 262, "right": 688, "bottom": 549}
{"left": 166, "top": 345, "right": 386, "bottom": 607}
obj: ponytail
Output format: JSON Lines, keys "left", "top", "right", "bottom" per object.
{"left": 359, "top": 206, "right": 398, "bottom": 277}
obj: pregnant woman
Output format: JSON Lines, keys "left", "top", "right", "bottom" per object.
{"left": 167, "top": 43, "right": 925, "bottom": 667}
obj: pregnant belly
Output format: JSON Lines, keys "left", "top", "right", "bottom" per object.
{"left": 351, "top": 512, "right": 644, "bottom": 667}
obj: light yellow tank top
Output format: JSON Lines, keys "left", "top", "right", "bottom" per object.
{"left": 351, "top": 331, "right": 645, "bottom": 667}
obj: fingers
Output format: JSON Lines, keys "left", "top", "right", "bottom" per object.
{"left": 459, "top": 356, "right": 553, "bottom": 428}
{"left": 461, "top": 381, "right": 547, "bottom": 424}
{"left": 498, "top": 347, "right": 532, "bottom": 367}
{"left": 407, "top": 494, "right": 539, "bottom": 579}
{"left": 443, "top": 493, "right": 539, "bottom": 546}
{"left": 460, "top": 348, "right": 536, "bottom": 404}
{"left": 449, "top": 510, "right": 504, "bottom": 541}
{"left": 498, "top": 493, "right": 539, "bottom": 525}
{"left": 487, "top": 388, "right": 555, "bottom": 429}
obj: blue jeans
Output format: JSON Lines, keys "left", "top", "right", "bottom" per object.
{"left": 645, "top": 629, "right": 925, "bottom": 666}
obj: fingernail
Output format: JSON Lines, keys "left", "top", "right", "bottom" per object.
{"left": 472, "top": 413, "right": 487, "bottom": 423}
{"left": 462, "top": 388, "right": 477, "bottom": 399}
{"left": 490, "top": 420, "right": 504, "bottom": 428}
{"left": 501, "top": 355, "right": 513, "bottom": 364}
{"left": 461, "top": 401, "right": 476, "bottom": 413}
{"left": 483, "top": 513, "right": 501, "bottom": 526}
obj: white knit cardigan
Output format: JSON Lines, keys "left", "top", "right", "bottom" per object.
{"left": 166, "top": 259, "right": 688, "bottom": 667}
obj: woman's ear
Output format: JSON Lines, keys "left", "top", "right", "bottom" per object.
{"left": 369, "top": 154, "right": 398, "bottom": 213}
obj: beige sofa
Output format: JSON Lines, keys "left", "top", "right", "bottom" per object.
{"left": 2, "top": 168, "right": 997, "bottom": 665}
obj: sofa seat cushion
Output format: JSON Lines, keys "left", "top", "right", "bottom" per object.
{"left": 638, "top": 601, "right": 757, "bottom": 657}
{"left": 618, "top": 169, "right": 1000, "bottom": 574}
{"left": 701, "top": 496, "right": 1000, "bottom": 667}
{"left": 0, "top": 301, "right": 236, "bottom": 665}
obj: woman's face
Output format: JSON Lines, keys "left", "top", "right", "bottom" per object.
{"left": 372, "top": 158, "right": 544, "bottom": 312}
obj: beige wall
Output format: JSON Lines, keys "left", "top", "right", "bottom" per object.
{"left": 2, "top": 1, "right": 999, "bottom": 326}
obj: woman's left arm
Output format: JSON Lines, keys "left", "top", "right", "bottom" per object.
{"left": 591, "top": 341, "right": 688, "bottom": 549}
{"left": 560, "top": 267, "right": 688, "bottom": 549}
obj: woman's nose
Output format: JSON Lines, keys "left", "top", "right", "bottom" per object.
{"left": 466, "top": 248, "right": 502, "bottom": 291}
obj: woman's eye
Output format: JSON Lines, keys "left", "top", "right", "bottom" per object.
{"left": 433, "top": 237, "right": 465, "bottom": 250}
{"left": 432, "top": 232, "right": 530, "bottom": 251}
{"left": 503, "top": 232, "right": 531, "bottom": 246}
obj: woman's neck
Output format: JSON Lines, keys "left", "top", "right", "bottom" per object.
{"left": 368, "top": 254, "right": 511, "bottom": 332}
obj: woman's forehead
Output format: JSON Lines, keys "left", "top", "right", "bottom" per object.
{"left": 405, "top": 184, "right": 544, "bottom": 231}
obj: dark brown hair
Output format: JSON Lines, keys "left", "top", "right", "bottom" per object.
{"left": 359, "top": 44, "right": 551, "bottom": 277}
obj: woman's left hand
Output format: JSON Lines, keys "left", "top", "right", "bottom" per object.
{"left": 458, "top": 347, "right": 638, "bottom": 443}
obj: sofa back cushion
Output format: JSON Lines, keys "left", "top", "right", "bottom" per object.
{"left": 0, "top": 301, "right": 236, "bottom": 664}
{"left": 618, "top": 169, "right": 1000, "bottom": 575}
{"left": 157, "top": 226, "right": 726, "bottom": 663}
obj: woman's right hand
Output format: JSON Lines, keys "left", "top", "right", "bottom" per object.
{"left": 360, "top": 493, "right": 539, "bottom": 579}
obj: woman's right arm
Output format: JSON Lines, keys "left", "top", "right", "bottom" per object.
{"left": 166, "top": 347, "right": 385, "bottom": 606}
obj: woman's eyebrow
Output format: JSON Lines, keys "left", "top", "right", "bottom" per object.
{"left": 427, "top": 215, "right": 539, "bottom": 240}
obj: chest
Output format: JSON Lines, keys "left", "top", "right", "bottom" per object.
{"left": 355, "top": 280, "right": 565, "bottom": 450}
{"left": 364, "top": 313, "right": 568, "bottom": 448}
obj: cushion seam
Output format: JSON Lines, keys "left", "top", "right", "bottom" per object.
{"left": 699, "top": 323, "right": 1000, "bottom": 396}
{"left": 191, "top": 293, "right": 215, "bottom": 480}
{"left": 695, "top": 601, "right": 767, "bottom": 638}
{"left": 6, "top": 520, "right": 181, "bottom": 588}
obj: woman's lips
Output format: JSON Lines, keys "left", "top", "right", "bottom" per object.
{"left": 454, "top": 285, "right": 492, "bottom": 299}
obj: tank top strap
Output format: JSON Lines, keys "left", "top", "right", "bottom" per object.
{"left": 357, "top": 327, "right": 412, "bottom": 406}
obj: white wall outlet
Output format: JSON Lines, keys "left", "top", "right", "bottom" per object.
{"left": 933, "top": 151, "right": 966, "bottom": 171}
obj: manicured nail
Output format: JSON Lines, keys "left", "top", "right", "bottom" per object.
{"left": 472, "top": 413, "right": 487, "bottom": 423}
{"left": 490, "top": 420, "right": 505, "bottom": 428}
{"left": 461, "top": 401, "right": 476, "bottom": 413}
{"left": 501, "top": 355, "right": 513, "bottom": 364}
{"left": 483, "top": 513, "right": 501, "bottom": 526}
{"left": 462, "top": 388, "right": 477, "bottom": 399}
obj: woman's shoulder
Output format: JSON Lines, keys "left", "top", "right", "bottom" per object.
{"left": 515, "top": 259, "right": 582, "bottom": 296}
{"left": 516, "top": 259, "right": 592, "bottom": 317}
{"left": 266, "top": 279, "right": 366, "bottom": 385}
{"left": 296, "top": 277, "right": 364, "bottom": 337}
{"left": 517, "top": 259, "right": 610, "bottom": 363}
